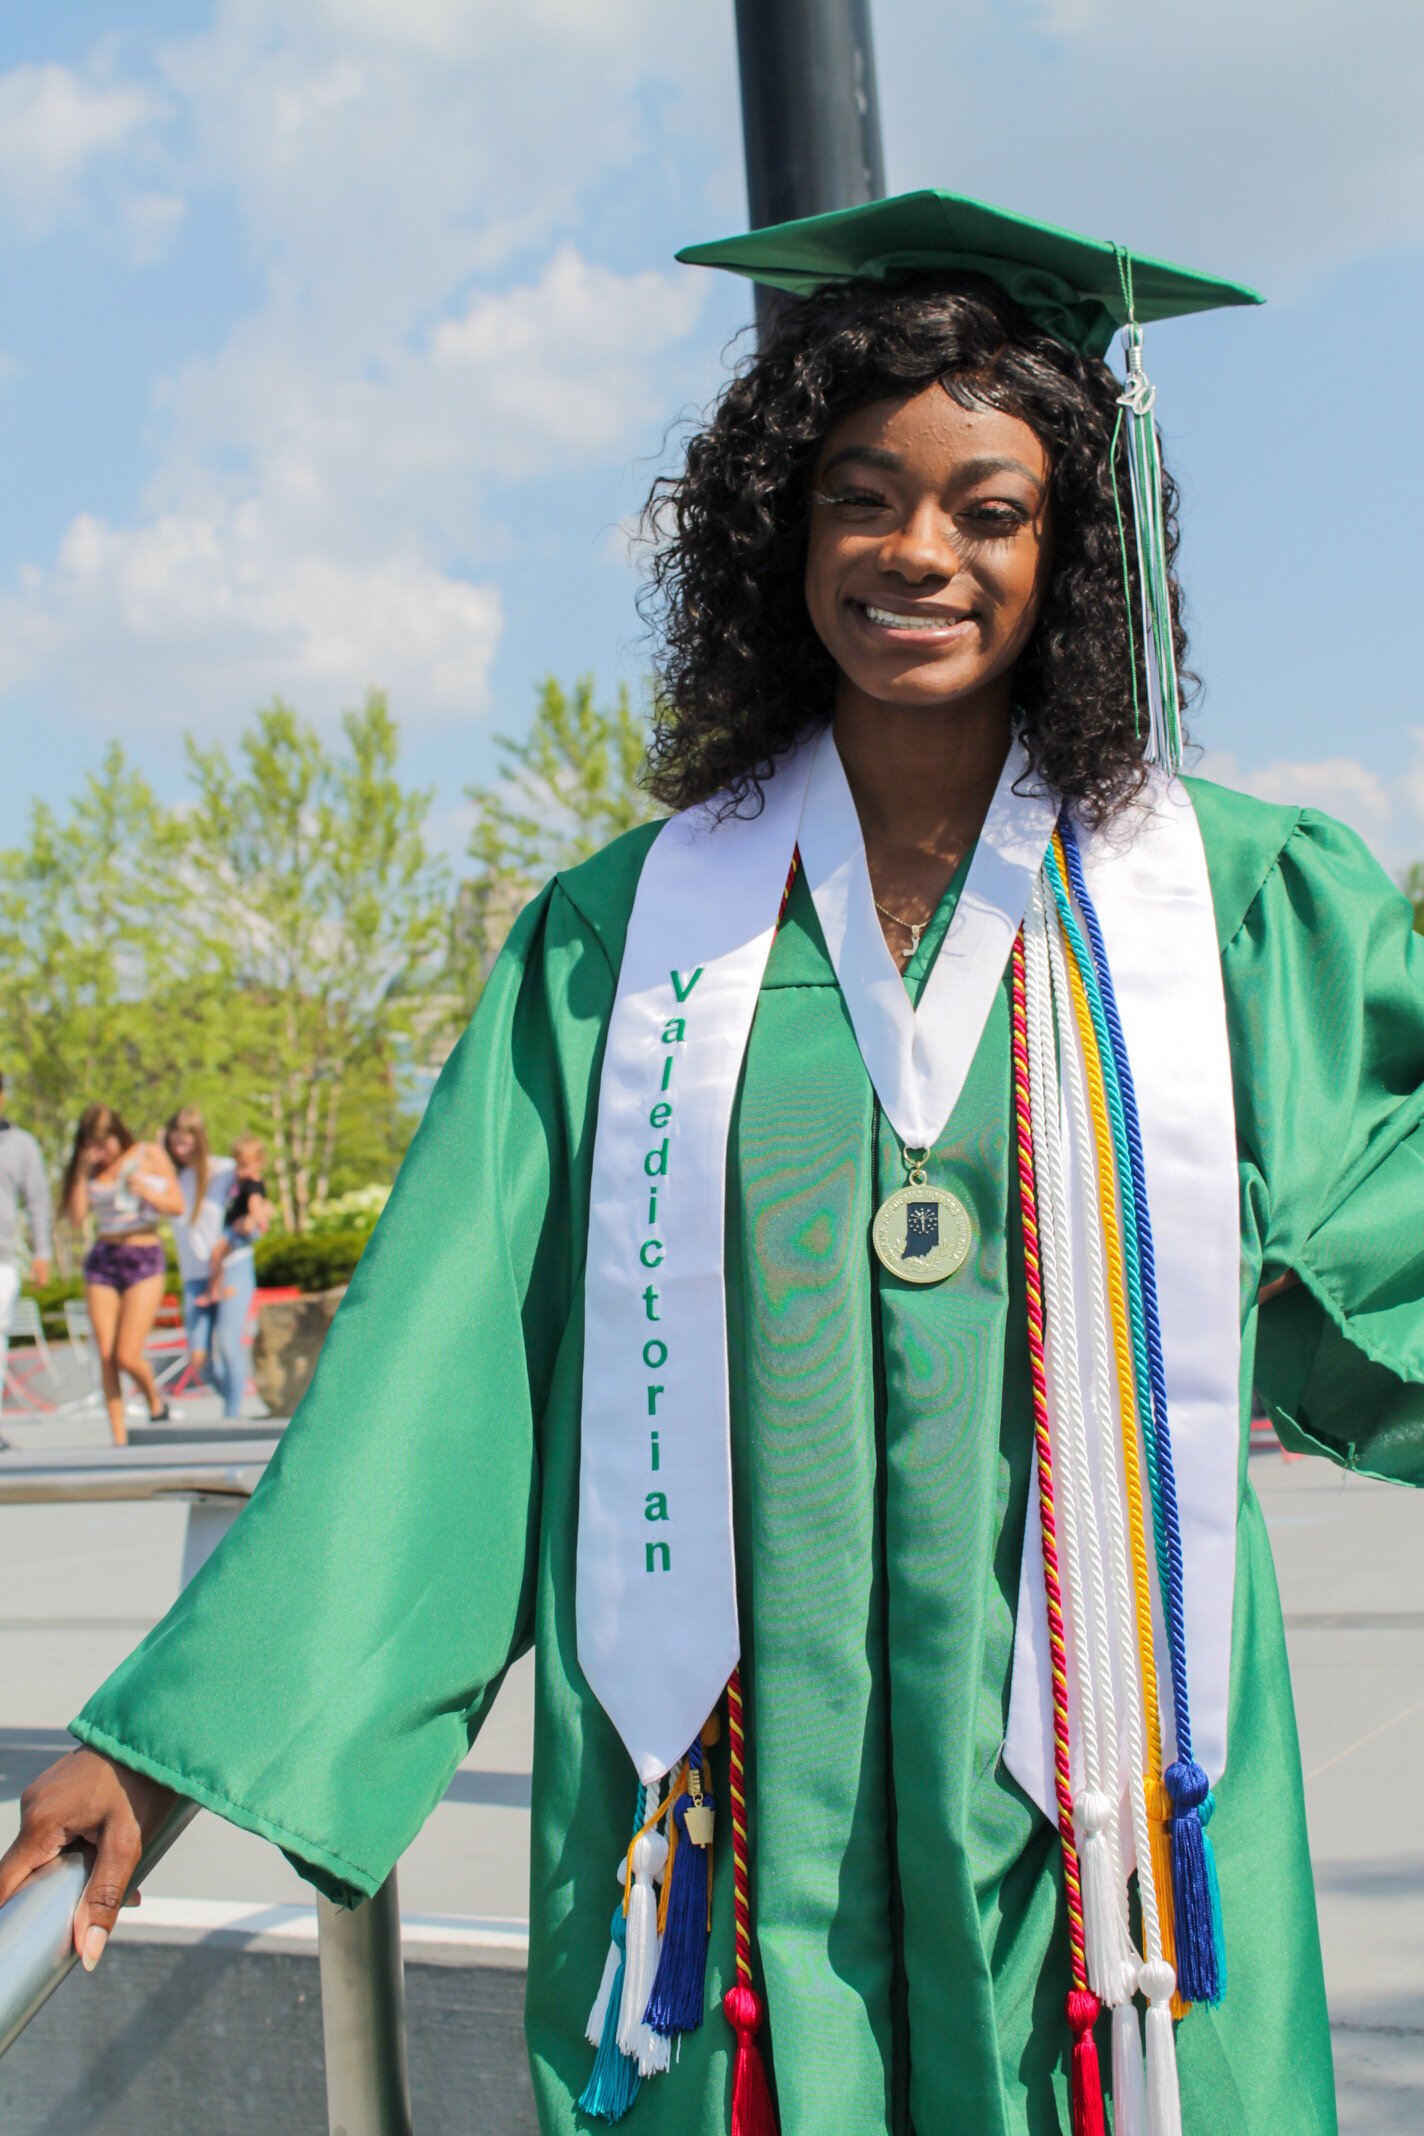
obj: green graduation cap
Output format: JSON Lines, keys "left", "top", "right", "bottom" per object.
{"left": 676, "top": 187, "right": 1262, "bottom": 358}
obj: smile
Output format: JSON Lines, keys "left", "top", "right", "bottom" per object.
{"left": 852, "top": 601, "right": 976, "bottom": 637}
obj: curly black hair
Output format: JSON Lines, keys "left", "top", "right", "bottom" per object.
{"left": 641, "top": 271, "right": 1191, "bottom": 825}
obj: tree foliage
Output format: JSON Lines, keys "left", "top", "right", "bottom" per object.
{"left": 182, "top": 695, "right": 448, "bottom": 1229}
{"left": 456, "top": 675, "right": 656, "bottom": 1001}
{"left": 1407, "top": 862, "right": 1424, "bottom": 933}
{"left": 0, "top": 695, "right": 447, "bottom": 1240}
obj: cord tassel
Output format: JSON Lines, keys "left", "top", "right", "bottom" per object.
{"left": 586, "top": 1929, "right": 621, "bottom": 2047}
{"left": 1075, "top": 1790, "right": 1132, "bottom": 2003}
{"left": 578, "top": 1908, "right": 641, "bottom": 2124}
{"left": 1164, "top": 1758, "right": 1222, "bottom": 2003}
{"left": 1111, "top": 1975, "right": 1147, "bottom": 2136}
{"left": 1200, "top": 1792, "right": 1228, "bottom": 1998}
{"left": 724, "top": 1983, "right": 777, "bottom": 2136}
{"left": 618, "top": 1825, "right": 670, "bottom": 2058}
{"left": 1139, "top": 1959, "right": 1183, "bottom": 2136}
{"left": 1066, "top": 1989, "right": 1106, "bottom": 2136}
{"left": 644, "top": 1748, "right": 714, "bottom": 2037}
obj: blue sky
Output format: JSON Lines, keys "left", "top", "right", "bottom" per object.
{"left": 3, "top": 0, "right": 1421, "bottom": 869}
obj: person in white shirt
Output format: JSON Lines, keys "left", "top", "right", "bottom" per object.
{"left": 0, "top": 1069, "right": 52, "bottom": 1433}
{"left": 163, "top": 1108, "right": 234, "bottom": 1388}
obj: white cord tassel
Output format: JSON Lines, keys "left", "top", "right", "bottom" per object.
{"left": 617, "top": 1824, "right": 669, "bottom": 2058}
{"left": 1077, "top": 1788, "right": 1130, "bottom": 2005}
{"left": 1111, "top": 1964, "right": 1148, "bottom": 2136}
{"left": 1140, "top": 1958, "right": 1183, "bottom": 2136}
{"left": 585, "top": 1932, "right": 621, "bottom": 2047}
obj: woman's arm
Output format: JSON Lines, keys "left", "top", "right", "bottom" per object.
{"left": 130, "top": 1145, "right": 187, "bottom": 1219}
{"left": 64, "top": 1165, "right": 91, "bottom": 1229}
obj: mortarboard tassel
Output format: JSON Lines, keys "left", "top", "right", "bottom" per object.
{"left": 644, "top": 1739, "right": 715, "bottom": 2037}
{"left": 578, "top": 1906, "right": 641, "bottom": 2124}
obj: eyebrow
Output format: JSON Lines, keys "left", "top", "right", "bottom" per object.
{"left": 817, "top": 445, "right": 1044, "bottom": 487}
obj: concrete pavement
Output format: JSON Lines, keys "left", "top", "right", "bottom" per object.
{"left": 0, "top": 1388, "right": 1420, "bottom": 2129}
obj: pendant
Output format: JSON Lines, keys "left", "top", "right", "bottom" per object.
{"left": 872, "top": 1151, "right": 972, "bottom": 1285}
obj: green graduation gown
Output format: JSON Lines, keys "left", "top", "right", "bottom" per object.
{"left": 73, "top": 778, "right": 1424, "bottom": 2136}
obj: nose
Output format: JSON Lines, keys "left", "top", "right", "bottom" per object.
{"left": 875, "top": 501, "right": 961, "bottom": 584}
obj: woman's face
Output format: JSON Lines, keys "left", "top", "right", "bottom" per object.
{"left": 804, "top": 383, "right": 1051, "bottom": 717}
{"left": 87, "top": 1134, "right": 121, "bottom": 1172}
{"left": 167, "top": 1128, "right": 195, "bottom": 1167}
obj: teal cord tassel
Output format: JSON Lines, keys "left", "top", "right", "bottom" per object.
{"left": 1200, "top": 1790, "right": 1228, "bottom": 1998}
{"left": 578, "top": 1907, "right": 641, "bottom": 2123}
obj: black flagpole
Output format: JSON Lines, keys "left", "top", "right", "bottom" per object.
{"left": 732, "top": 0, "right": 886, "bottom": 340}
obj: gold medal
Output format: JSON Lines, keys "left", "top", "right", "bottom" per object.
{"left": 872, "top": 1149, "right": 972, "bottom": 1285}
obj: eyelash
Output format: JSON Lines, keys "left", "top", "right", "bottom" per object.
{"left": 811, "top": 490, "right": 1030, "bottom": 536}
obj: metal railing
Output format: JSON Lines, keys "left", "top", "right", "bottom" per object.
{"left": 0, "top": 1439, "right": 415, "bottom": 2134}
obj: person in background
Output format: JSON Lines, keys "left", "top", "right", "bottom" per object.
{"left": 195, "top": 1136, "right": 271, "bottom": 1313}
{"left": 0, "top": 1069, "right": 52, "bottom": 1443}
{"left": 193, "top": 1133, "right": 270, "bottom": 1419}
{"left": 162, "top": 1108, "right": 235, "bottom": 1390}
{"left": 61, "top": 1105, "right": 185, "bottom": 1448}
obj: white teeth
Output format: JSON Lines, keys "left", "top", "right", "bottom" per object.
{"left": 861, "top": 603, "right": 965, "bottom": 630}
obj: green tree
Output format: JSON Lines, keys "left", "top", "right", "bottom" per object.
{"left": 457, "top": 675, "right": 655, "bottom": 999}
{"left": 182, "top": 694, "right": 450, "bottom": 1231}
{"left": 1407, "top": 862, "right": 1424, "bottom": 932}
{"left": 0, "top": 745, "right": 211, "bottom": 1177}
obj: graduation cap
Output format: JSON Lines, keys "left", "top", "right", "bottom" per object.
{"left": 676, "top": 187, "right": 1261, "bottom": 359}
{"left": 678, "top": 189, "right": 1265, "bottom": 773}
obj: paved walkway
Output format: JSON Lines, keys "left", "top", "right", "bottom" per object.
{"left": 1, "top": 1392, "right": 1420, "bottom": 2128}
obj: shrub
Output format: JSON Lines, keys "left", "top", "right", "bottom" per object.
{"left": 254, "top": 1227, "right": 369, "bottom": 1294}
{"left": 306, "top": 1184, "right": 390, "bottom": 1236}
{"left": 23, "top": 1275, "right": 84, "bottom": 1340}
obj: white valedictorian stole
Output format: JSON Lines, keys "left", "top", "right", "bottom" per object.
{"left": 576, "top": 725, "right": 1240, "bottom": 1834}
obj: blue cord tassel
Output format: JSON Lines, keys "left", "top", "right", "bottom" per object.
{"left": 578, "top": 1908, "right": 641, "bottom": 2123}
{"left": 644, "top": 1752, "right": 714, "bottom": 2037}
{"left": 1165, "top": 1758, "right": 1223, "bottom": 2005}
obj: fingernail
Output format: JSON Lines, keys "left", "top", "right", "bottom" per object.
{"left": 81, "top": 1926, "right": 107, "bottom": 1972}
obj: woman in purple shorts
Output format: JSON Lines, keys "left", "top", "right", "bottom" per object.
{"left": 61, "top": 1105, "right": 186, "bottom": 1447}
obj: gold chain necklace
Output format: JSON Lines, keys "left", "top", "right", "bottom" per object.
{"left": 872, "top": 896, "right": 929, "bottom": 957}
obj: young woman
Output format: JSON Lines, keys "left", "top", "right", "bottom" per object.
{"left": 163, "top": 1107, "right": 232, "bottom": 1389}
{"left": 3, "top": 194, "right": 1421, "bottom": 2136}
{"left": 61, "top": 1104, "right": 185, "bottom": 1447}
{"left": 163, "top": 1112, "right": 267, "bottom": 1418}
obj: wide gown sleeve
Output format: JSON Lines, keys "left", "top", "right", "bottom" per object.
{"left": 1226, "top": 809, "right": 1424, "bottom": 1481}
{"left": 72, "top": 881, "right": 607, "bottom": 1905}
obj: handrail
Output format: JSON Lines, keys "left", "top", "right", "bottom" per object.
{"left": 0, "top": 1435, "right": 414, "bottom": 2131}
{"left": 0, "top": 1799, "right": 199, "bottom": 2058}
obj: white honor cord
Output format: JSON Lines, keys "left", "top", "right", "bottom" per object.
{"left": 1024, "top": 884, "right": 1133, "bottom": 2000}
{"left": 1045, "top": 898, "right": 1162, "bottom": 1960}
{"left": 1047, "top": 896, "right": 1180, "bottom": 2136}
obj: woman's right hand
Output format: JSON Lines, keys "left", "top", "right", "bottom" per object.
{"left": 0, "top": 1749, "right": 179, "bottom": 1969}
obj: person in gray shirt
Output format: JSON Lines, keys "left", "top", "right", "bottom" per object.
{"left": 0, "top": 1071, "right": 53, "bottom": 1422}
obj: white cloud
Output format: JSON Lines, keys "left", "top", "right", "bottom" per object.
{"left": 1196, "top": 737, "right": 1424, "bottom": 871}
{"left": 0, "top": 244, "right": 699, "bottom": 734}
{"left": 0, "top": 3, "right": 726, "bottom": 737}
{"left": 0, "top": 63, "right": 159, "bottom": 239}
{"left": 880, "top": 0, "right": 1424, "bottom": 293}
{"left": 0, "top": 505, "right": 502, "bottom": 736}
